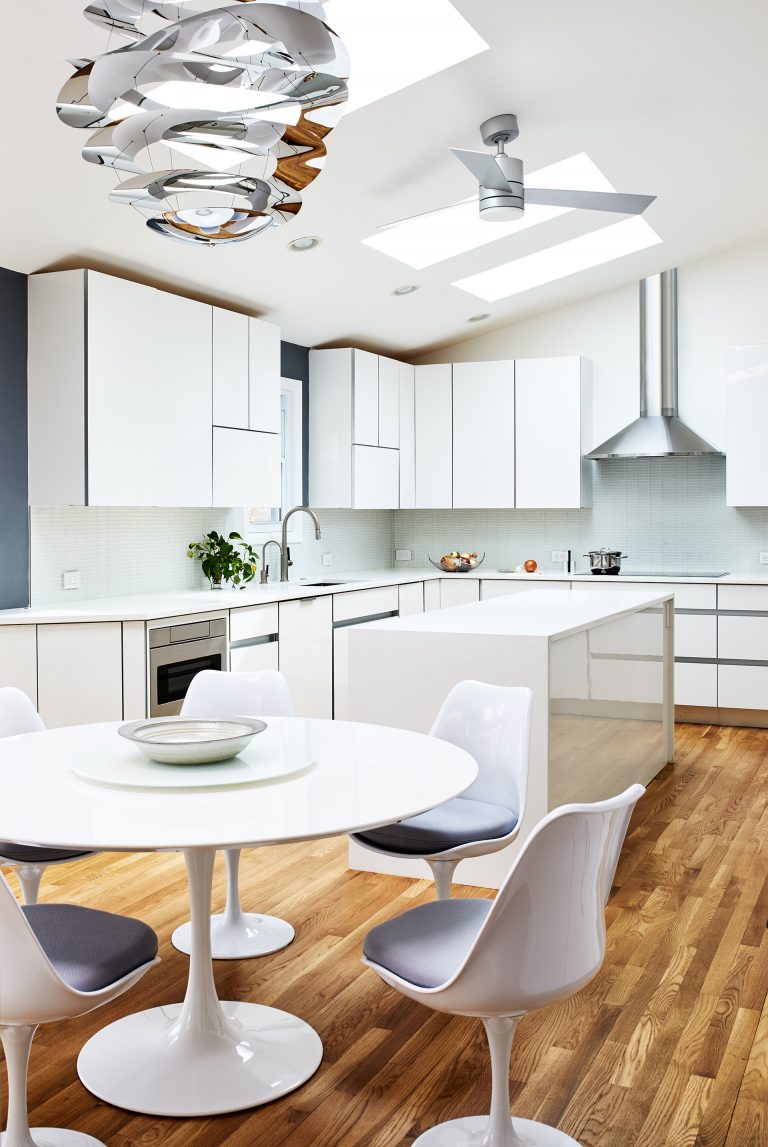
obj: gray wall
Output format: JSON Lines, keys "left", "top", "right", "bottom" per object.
{"left": 0, "top": 266, "right": 28, "bottom": 608}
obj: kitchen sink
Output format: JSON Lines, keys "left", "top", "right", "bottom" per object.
{"left": 298, "top": 580, "right": 354, "bottom": 587}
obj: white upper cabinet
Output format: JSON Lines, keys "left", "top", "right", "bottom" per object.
{"left": 309, "top": 348, "right": 409, "bottom": 507}
{"left": 514, "top": 356, "right": 592, "bottom": 509}
{"left": 378, "top": 356, "right": 401, "bottom": 448}
{"left": 415, "top": 364, "right": 453, "bottom": 508}
{"left": 399, "top": 362, "right": 416, "bottom": 509}
{"left": 452, "top": 361, "right": 515, "bottom": 508}
{"left": 725, "top": 345, "right": 768, "bottom": 506}
{"left": 248, "top": 317, "right": 281, "bottom": 435}
{"left": 213, "top": 427, "right": 281, "bottom": 507}
{"left": 28, "top": 269, "right": 282, "bottom": 509}
{"left": 29, "top": 270, "right": 213, "bottom": 507}
{"left": 353, "top": 350, "right": 379, "bottom": 445}
{"left": 212, "top": 308, "right": 249, "bottom": 430}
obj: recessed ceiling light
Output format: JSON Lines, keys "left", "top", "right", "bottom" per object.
{"left": 288, "top": 236, "right": 322, "bottom": 252}
{"left": 467, "top": 313, "right": 491, "bottom": 322}
{"left": 391, "top": 284, "right": 420, "bottom": 296}
{"left": 362, "top": 154, "right": 616, "bottom": 270}
{"left": 324, "top": 0, "right": 488, "bottom": 113}
{"left": 453, "top": 216, "right": 662, "bottom": 302}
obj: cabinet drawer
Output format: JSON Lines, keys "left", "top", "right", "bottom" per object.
{"left": 676, "top": 614, "right": 717, "bottom": 659}
{"left": 230, "top": 603, "right": 278, "bottom": 644}
{"left": 589, "top": 658, "right": 663, "bottom": 705}
{"left": 718, "top": 585, "right": 768, "bottom": 612}
{"left": 675, "top": 662, "right": 717, "bottom": 707}
{"left": 590, "top": 611, "right": 663, "bottom": 657}
{"left": 718, "top": 664, "right": 768, "bottom": 710}
{"left": 0, "top": 625, "right": 37, "bottom": 706}
{"left": 440, "top": 579, "right": 480, "bottom": 608}
{"left": 718, "top": 614, "right": 768, "bottom": 661}
{"left": 481, "top": 579, "right": 566, "bottom": 599}
{"left": 423, "top": 581, "right": 441, "bottom": 612}
{"left": 398, "top": 582, "right": 424, "bottom": 616}
{"left": 333, "top": 585, "right": 399, "bottom": 623}
{"left": 230, "top": 641, "right": 279, "bottom": 673}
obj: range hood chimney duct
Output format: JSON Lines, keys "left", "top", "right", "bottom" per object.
{"left": 587, "top": 269, "right": 722, "bottom": 459}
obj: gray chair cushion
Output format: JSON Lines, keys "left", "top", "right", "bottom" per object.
{"left": 364, "top": 898, "right": 492, "bottom": 988}
{"left": 23, "top": 904, "right": 158, "bottom": 992}
{"left": 0, "top": 843, "right": 89, "bottom": 864}
{"left": 355, "top": 797, "right": 517, "bottom": 857}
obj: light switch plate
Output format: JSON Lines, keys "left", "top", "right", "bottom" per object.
{"left": 62, "top": 570, "right": 82, "bottom": 590}
{"left": 551, "top": 550, "right": 568, "bottom": 564}
{"left": 760, "top": 552, "right": 768, "bottom": 566}
{"left": 395, "top": 549, "right": 412, "bottom": 562}
{"left": 322, "top": 552, "right": 333, "bottom": 567}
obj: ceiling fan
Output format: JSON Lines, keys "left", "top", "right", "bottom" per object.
{"left": 379, "top": 114, "right": 656, "bottom": 229}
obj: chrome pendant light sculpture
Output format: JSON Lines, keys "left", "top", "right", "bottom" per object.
{"left": 57, "top": 1, "right": 349, "bottom": 245}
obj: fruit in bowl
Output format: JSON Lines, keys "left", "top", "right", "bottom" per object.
{"left": 438, "top": 551, "right": 482, "bottom": 573}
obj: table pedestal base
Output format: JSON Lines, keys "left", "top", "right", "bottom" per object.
{"left": 413, "top": 1117, "right": 581, "bottom": 1146}
{"left": 171, "top": 913, "right": 295, "bottom": 960}
{"left": 77, "top": 1001, "right": 322, "bottom": 1117}
{"left": 0, "top": 1132, "right": 106, "bottom": 1147}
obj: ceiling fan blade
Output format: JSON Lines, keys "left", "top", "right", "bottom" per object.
{"left": 375, "top": 201, "right": 469, "bottom": 231}
{"left": 450, "top": 148, "right": 510, "bottom": 192}
{"left": 524, "top": 187, "right": 656, "bottom": 215}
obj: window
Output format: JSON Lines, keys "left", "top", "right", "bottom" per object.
{"left": 243, "top": 377, "right": 304, "bottom": 540}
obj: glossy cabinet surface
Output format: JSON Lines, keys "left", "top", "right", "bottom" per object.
{"left": 0, "top": 625, "right": 37, "bottom": 707}
{"left": 378, "top": 356, "right": 401, "bottom": 448}
{"left": 352, "top": 446, "right": 400, "bottom": 509}
{"left": 37, "top": 622, "right": 123, "bottom": 727}
{"left": 248, "top": 317, "right": 281, "bottom": 434}
{"left": 398, "top": 363, "right": 416, "bottom": 509}
{"left": 452, "top": 361, "right": 515, "bottom": 508}
{"left": 414, "top": 364, "right": 453, "bottom": 508}
{"left": 515, "top": 356, "right": 592, "bottom": 509}
{"left": 213, "top": 308, "right": 249, "bottom": 430}
{"left": 726, "top": 346, "right": 768, "bottom": 507}
{"left": 440, "top": 579, "right": 481, "bottom": 608}
{"left": 213, "top": 427, "right": 281, "bottom": 508}
{"left": 278, "top": 595, "right": 333, "bottom": 718}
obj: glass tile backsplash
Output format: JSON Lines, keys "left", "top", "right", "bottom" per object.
{"left": 29, "top": 457, "right": 768, "bottom": 604}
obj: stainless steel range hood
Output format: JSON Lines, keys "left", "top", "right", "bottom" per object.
{"left": 587, "top": 269, "right": 722, "bottom": 459}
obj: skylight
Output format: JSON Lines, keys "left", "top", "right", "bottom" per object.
{"left": 362, "top": 153, "right": 619, "bottom": 270}
{"left": 324, "top": 0, "right": 489, "bottom": 113}
{"left": 452, "top": 216, "right": 663, "bottom": 301}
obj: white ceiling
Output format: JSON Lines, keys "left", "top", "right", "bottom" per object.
{"left": 6, "top": 0, "right": 768, "bottom": 356}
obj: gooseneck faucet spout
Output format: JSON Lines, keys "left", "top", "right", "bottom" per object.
{"left": 280, "top": 507, "right": 322, "bottom": 582}
{"left": 260, "top": 539, "right": 283, "bottom": 584}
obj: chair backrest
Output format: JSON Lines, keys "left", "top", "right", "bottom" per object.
{"left": 181, "top": 669, "right": 294, "bottom": 719}
{"left": 437, "top": 784, "right": 644, "bottom": 1016}
{"left": 0, "top": 871, "right": 79, "bottom": 1023}
{"left": 429, "top": 680, "right": 532, "bottom": 818}
{"left": 0, "top": 687, "right": 44, "bottom": 738}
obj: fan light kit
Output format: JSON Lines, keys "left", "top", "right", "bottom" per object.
{"left": 57, "top": 1, "right": 350, "bottom": 246}
{"left": 381, "top": 113, "right": 656, "bottom": 229}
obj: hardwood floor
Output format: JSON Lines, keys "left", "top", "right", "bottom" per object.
{"left": 3, "top": 722, "right": 768, "bottom": 1145}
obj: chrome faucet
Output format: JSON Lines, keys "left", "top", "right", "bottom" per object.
{"left": 280, "top": 506, "right": 322, "bottom": 582}
{"left": 260, "top": 539, "right": 283, "bottom": 584}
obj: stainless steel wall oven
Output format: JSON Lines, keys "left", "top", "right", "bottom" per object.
{"left": 148, "top": 617, "right": 227, "bottom": 717}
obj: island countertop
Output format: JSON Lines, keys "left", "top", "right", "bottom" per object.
{"left": 360, "top": 587, "right": 672, "bottom": 641}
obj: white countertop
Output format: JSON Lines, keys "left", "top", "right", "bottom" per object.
{"left": 2, "top": 565, "right": 766, "bottom": 626}
{"left": 357, "top": 587, "right": 671, "bottom": 641}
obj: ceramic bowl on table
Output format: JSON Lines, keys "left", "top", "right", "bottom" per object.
{"left": 118, "top": 717, "right": 267, "bottom": 765}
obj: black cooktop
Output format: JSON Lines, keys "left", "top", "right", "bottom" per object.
{"left": 575, "top": 571, "right": 729, "bottom": 579}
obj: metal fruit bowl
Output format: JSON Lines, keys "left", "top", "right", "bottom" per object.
{"left": 428, "top": 553, "right": 486, "bottom": 574}
{"left": 118, "top": 717, "right": 267, "bottom": 765}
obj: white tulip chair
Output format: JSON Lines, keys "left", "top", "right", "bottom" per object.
{"left": 352, "top": 681, "right": 532, "bottom": 899}
{"left": 0, "top": 688, "right": 94, "bottom": 905}
{"left": 362, "top": 784, "right": 644, "bottom": 1147}
{"left": 0, "top": 870, "right": 159, "bottom": 1147}
{"left": 171, "top": 669, "right": 295, "bottom": 959}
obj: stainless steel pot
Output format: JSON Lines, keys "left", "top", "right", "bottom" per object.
{"left": 583, "top": 548, "right": 627, "bottom": 574}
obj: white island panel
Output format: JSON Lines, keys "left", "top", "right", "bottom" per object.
{"left": 347, "top": 589, "right": 673, "bottom": 889}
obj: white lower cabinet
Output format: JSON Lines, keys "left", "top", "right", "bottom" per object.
{"left": 718, "top": 664, "right": 768, "bottom": 711}
{"left": 37, "top": 623, "right": 123, "bottom": 728}
{"left": 440, "top": 579, "right": 480, "bottom": 608}
{"left": 278, "top": 596, "right": 333, "bottom": 718}
{"left": 423, "top": 581, "right": 442, "bottom": 612}
{"left": 718, "top": 614, "right": 768, "bottom": 661}
{"left": 333, "top": 587, "right": 399, "bottom": 719}
{"left": 675, "top": 662, "right": 718, "bottom": 708}
{"left": 398, "top": 582, "right": 424, "bottom": 616}
{"left": 0, "top": 626, "right": 38, "bottom": 706}
{"left": 481, "top": 579, "right": 567, "bottom": 600}
{"left": 229, "top": 604, "right": 279, "bottom": 674}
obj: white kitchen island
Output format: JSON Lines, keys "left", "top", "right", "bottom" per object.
{"left": 346, "top": 587, "right": 674, "bottom": 888}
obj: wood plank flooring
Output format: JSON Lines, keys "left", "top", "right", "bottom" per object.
{"left": 3, "top": 722, "right": 768, "bottom": 1145}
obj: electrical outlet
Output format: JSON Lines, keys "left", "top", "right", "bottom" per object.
{"left": 551, "top": 550, "right": 568, "bottom": 564}
{"left": 395, "top": 549, "right": 412, "bottom": 562}
{"left": 62, "top": 570, "right": 81, "bottom": 590}
{"left": 760, "top": 552, "right": 768, "bottom": 566}
{"left": 322, "top": 552, "right": 333, "bottom": 567}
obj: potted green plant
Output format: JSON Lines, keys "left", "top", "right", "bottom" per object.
{"left": 187, "top": 531, "right": 259, "bottom": 590}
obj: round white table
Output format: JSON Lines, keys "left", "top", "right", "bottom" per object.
{"left": 0, "top": 717, "right": 477, "bottom": 1118}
